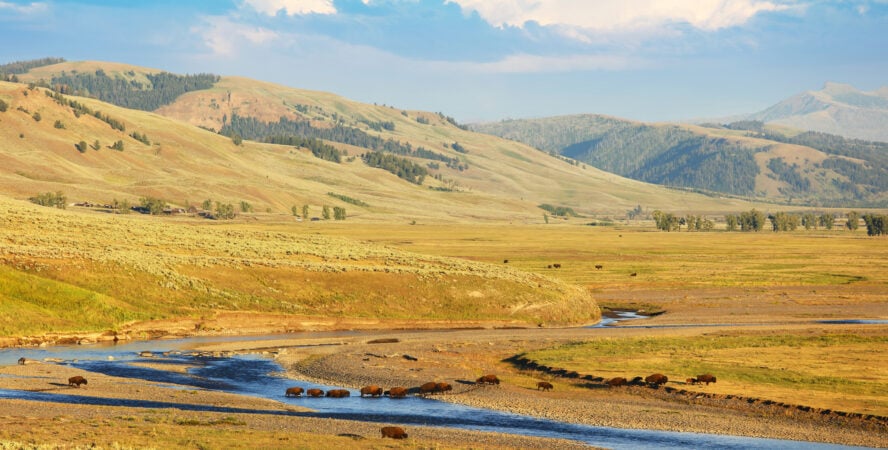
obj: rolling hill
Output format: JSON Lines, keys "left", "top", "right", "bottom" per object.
{"left": 4, "top": 60, "right": 757, "bottom": 219}
{"left": 472, "top": 114, "right": 888, "bottom": 207}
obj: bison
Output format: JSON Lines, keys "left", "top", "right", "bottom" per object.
{"left": 686, "top": 378, "right": 698, "bottom": 385}
{"left": 537, "top": 381, "right": 553, "bottom": 391}
{"left": 553, "top": 263, "right": 562, "bottom": 269}
{"left": 606, "top": 377, "right": 627, "bottom": 387}
{"left": 476, "top": 374, "right": 500, "bottom": 385}
{"left": 645, "top": 373, "right": 669, "bottom": 387}
{"left": 630, "top": 272, "right": 637, "bottom": 277}
{"left": 306, "top": 388, "right": 325, "bottom": 397}
{"left": 595, "top": 265, "right": 603, "bottom": 270}
{"left": 325, "top": 389, "right": 351, "bottom": 398}
{"left": 385, "top": 386, "right": 408, "bottom": 398}
{"left": 360, "top": 385, "right": 384, "bottom": 397}
{"left": 697, "top": 374, "right": 717, "bottom": 385}
{"left": 380, "top": 426, "right": 408, "bottom": 439}
{"left": 68, "top": 376, "right": 88, "bottom": 387}
{"left": 17, "top": 357, "right": 26, "bottom": 365}
{"left": 419, "top": 381, "right": 438, "bottom": 395}
{"left": 435, "top": 382, "right": 452, "bottom": 393}
{"left": 285, "top": 387, "right": 304, "bottom": 397}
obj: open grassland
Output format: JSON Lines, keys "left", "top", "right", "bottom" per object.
{"left": 0, "top": 197, "right": 597, "bottom": 340}
{"left": 303, "top": 221, "right": 888, "bottom": 322}
{"left": 521, "top": 326, "right": 888, "bottom": 416}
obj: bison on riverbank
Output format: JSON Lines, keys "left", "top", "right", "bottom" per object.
{"left": 285, "top": 387, "right": 304, "bottom": 397}
{"left": 476, "top": 374, "right": 500, "bottom": 385}
{"left": 360, "top": 385, "right": 384, "bottom": 397}
{"left": 697, "top": 374, "right": 717, "bottom": 385}
{"left": 435, "top": 382, "right": 453, "bottom": 393}
{"left": 537, "top": 381, "right": 553, "bottom": 391}
{"left": 645, "top": 373, "right": 668, "bottom": 387}
{"left": 68, "top": 376, "right": 88, "bottom": 387}
{"left": 381, "top": 426, "right": 408, "bottom": 439}
{"left": 606, "top": 377, "right": 627, "bottom": 387}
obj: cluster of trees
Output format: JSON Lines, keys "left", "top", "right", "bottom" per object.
{"left": 767, "top": 158, "right": 810, "bottom": 193}
{"left": 651, "top": 210, "right": 714, "bottom": 231}
{"left": 362, "top": 152, "right": 428, "bottom": 185}
{"left": 200, "top": 199, "right": 237, "bottom": 219}
{"left": 45, "top": 90, "right": 126, "bottom": 131}
{"left": 49, "top": 70, "right": 219, "bottom": 111}
{"left": 266, "top": 136, "right": 342, "bottom": 163}
{"left": 539, "top": 204, "right": 578, "bottom": 217}
{"left": 862, "top": 214, "right": 887, "bottom": 236}
{"left": 225, "top": 114, "right": 461, "bottom": 169}
{"left": 293, "top": 204, "right": 346, "bottom": 220}
{"left": 0, "top": 57, "right": 65, "bottom": 79}
{"left": 358, "top": 118, "right": 395, "bottom": 132}
{"left": 438, "top": 112, "right": 468, "bottom": 130}
{"left": 29, "top": 191, "right": 67, "bottom": 209}
{"left": 327, "top": 192, "right": 368, "bottom": 207}
{"left": 765, "top": 212, "right": 838, "bottom": 231}
{"left": 130, "top": 131, "right": 151, "bottom": 145}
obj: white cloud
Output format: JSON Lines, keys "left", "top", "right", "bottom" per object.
{"left": 447, "top": 0, "right": 792, "bottom": 33}
{"left": 0, "top": 1, "right": 48, "bottom": 14}
{"left": 242, "top": 0, "right": 336, "bottom": 16}
{"left": 193, "top": 16, "right": 280, "bottom": 56}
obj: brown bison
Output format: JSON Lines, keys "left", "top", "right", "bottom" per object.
{"left": 325, "top": 389, "right": 351, "bottom": 398}
{"left": 306, "top": 388, "right": 325, "bottom": 397}
{"left": 476, "top": 374, "right": 500, "bottom": 385}
{"left": 537, "top": 381, "right": 553, "bottom": 391}
{"left": 360, "top": 385, "right": 384, "bottom": 397}
{"left": 697, "top": 374, "right": 717, "bottom": 385}
{"left": 630, "top": 272, "right": 637, "bottom": 277}
{"left": 435, "top": 382, "right": 452, "bottom": 393}
{"left": 645, "top": 373, "right": 668, "bottom": 386}
{"left": 686, "top": 378, "right": 698, "bottom": 385}
{"left": 385, "top": 386, "right": 408, "bottom": 398}
{"left": 285, "top": 387, "right": 304, "bottom": 397}
{"left": 553, "top": 263, "right": 562, "bottom": 269}
{"left": 606, "top": 377, "right": 627, "bottom": 387}
{"left": 380, "top": 426, "right": 408, "bottom": 439}
{"left": 17, "top": 357, "right": 26, "bottom": 365}
{"left": 595, "top": 265, "right": 603, "bottom": 270}
{"left": 68, "top": 376, "right": 88, "bottom": 387}
{"left": 419, "top": 381, "right": 438, "bottom": 395}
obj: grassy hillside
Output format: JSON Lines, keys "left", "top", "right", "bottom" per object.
{"left": 4, "top": 63, "right": 759, "bottom": 218}
{"left": 0, "top": 195, "right": 598, "bottom": 337}
{"left": 472, "top": 114, "right": 887, "bottom": 207}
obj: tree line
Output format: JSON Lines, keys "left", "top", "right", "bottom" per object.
{"left": 362, "top": 152, "right": 428, "bottom": 185}
{"left": 222, "top": 114, "right": 462, "bottom": 168}
{"left": 651, "top": 208, "right": 882, "bottom": 235}
{"left": 48, "top": 70, "right": 219, "bottom": 111}
{"left": 0, "top": 57, "right": 65, "bottom": 78}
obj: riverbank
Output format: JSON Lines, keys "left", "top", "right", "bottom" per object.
{"left": 255, "top": 326, "right": 886, "bottom": 448}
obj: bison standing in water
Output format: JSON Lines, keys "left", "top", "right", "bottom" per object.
{"left": 385, "top": 386, "right": 408, "bottom": 398}
{"left": 360, "top": 385, "right": 383, "bottom": 397}
{"left": 476, "top": 374, "right": 500, "bottom": 385}
{"left": 325, "top": 389, "right": 350, "bottom": 398}
{"left": 697, "top": 374, "right": 717, "bottom": 385}
{"left": 536, "top": 381, "right": 553, "bottom": 391}
{"left": 645, "top": 373, "right": 668, "bottom": 387}
{"left": 306, "top": 388, "right": 324, "bottom": 397}
{"left": 285, "top": 387, "right": 304, "bottom": 397}
{"left": 380, "top": 426, "right": 408, "bottom": 439}
{"left": 68, "top": 376, "right": 88, "bottom": 387}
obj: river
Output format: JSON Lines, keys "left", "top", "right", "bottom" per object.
{"left": 0, "top": 332, "right": 872, "bottom": 450}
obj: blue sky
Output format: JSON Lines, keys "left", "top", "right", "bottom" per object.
{"left": 1, "top": 0, "right": 886, "bottom": 122}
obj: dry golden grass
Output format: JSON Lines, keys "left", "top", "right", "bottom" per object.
{"left": 523, "top": 326, "right": 888, "bottom": 416}
{"left": 0, "top": 196, "right": 597, "bottom": 338}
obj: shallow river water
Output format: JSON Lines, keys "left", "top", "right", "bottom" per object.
{"left": 0, "top": 331, "right": 872, "bottom": 450}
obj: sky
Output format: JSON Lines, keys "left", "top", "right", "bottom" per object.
{"left": 1, "top": 0, "right": 886, "bottom": 123}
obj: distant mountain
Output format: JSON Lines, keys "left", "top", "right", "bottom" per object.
{"left": 472, "top": 115, "right": 888, "bottom": 207}
{"left": 745, "top": 82, "right": 888, "bottom": 142}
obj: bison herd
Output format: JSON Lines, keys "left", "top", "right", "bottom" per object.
{"left": 603, "top": 372, "right": 716, "bottom": 388}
